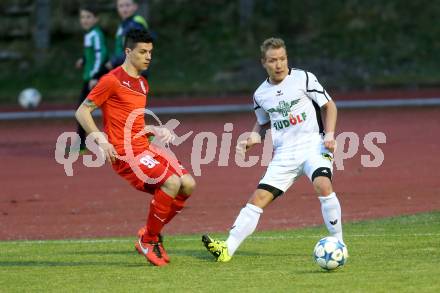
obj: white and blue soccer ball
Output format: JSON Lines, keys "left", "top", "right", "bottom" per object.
{"left": 313, "top": 236, "right": 348, "bottom": 270}
{"left": 18, "top": 88, "right": 42, "bottom": 109}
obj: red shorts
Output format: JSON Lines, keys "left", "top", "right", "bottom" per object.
{"left": 112, "top": 145, "right": 188, "bottom": 194}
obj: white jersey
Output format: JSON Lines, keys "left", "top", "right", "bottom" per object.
{"left": 253, "top": 68, "right": 331, "bottom": 154}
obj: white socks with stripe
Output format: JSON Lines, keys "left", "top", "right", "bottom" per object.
{"left": 225, "top": 194, "right": 342, "bottom": 256}
{"left": 226, "top": 203, "right": 263, "bottom": 256}
{"left": 319, "top": 192, "right": 343, "bottom": 243}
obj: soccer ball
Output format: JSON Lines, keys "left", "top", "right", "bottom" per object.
{"left": 313, "top": 236, "right": 348, "bottom": 270}
{"left": 18, "top": 88, "right": 42, "bottom": 109}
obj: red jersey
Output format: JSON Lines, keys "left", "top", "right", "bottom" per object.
{"left": 87, "top": 66, "right": 150, "bottom": 154}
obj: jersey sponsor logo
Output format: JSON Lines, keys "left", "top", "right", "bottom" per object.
{"left": 273, "top": 112, "right": 307, "bottom": 130}
{"left": 330, "top": 219, "right": 338, "bottom": 225}
{"left": 267, "top": 99, "right": 300, "bottom": 117}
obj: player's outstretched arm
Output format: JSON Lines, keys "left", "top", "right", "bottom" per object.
{"left": 321, "top": 100, "right": 338, "bottom": 153}
{"left": 75, "top": 99, "right": 118, "bottom": 163}
{"left": 143, "top": 125, "right": 175, "bottom": 144}
{"left": 236, "top": 121, "right": 270, "bottom": 156}
{"left": 252, "top": 121, "right": 270, "bottom": 141}
{"left": 75, "top": 98, "right": 101, "bottom": 135}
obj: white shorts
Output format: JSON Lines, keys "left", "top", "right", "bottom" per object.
{"left": 259, "top": 143, "right": 333, "bottom": 192}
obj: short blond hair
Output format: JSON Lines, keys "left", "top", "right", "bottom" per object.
{"left": 260, "top": 37, "right": 286, "bottom": 59}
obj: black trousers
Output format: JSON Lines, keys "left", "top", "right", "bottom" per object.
{"left": 77, "top": 82, "right": 90, "bottom": 148}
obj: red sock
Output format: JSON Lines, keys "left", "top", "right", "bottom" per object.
{"left": 165, "top": 193, "right": 189, "bottom": 224}
{"left": 143, "top": 189, "right": 174, "bottom": 242}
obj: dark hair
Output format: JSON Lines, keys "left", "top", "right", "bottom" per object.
{"left": 80, "top": 4, "right": 100, "bottom": 16}
{"left": 124, "top": 29, "right": 154, "bottom": 49}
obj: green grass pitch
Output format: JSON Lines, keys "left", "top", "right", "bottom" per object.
{"left": 1, "top": 212, "right": 439, "bottom": 292}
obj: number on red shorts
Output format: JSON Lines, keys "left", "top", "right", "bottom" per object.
{"left": 140, "top": 155, "right": 159, "bottom": 169}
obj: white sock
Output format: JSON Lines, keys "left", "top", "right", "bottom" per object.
{"left": 319, "top": 192, "right": 343, "bottom": 243}
{"left": 226, "top": 203, "right": 263, "bottom": 256}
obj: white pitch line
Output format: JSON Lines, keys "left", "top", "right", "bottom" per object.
{"left": 2, "top": 233, "right": 440, "bottom": 245}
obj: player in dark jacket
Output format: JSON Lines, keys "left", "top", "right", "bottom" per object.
{"left": 107, "top": 0, "right": 148, "bottom": 69}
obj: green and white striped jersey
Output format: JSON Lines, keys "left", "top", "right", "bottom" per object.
{"left": 83, "top": 25, "right": 108, "bottom": 81}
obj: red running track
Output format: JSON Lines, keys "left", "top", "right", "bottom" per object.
{"left": 0, "top": 107, "right": 439, "bottom": 240}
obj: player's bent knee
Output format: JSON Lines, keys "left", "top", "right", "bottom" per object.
{"left": 180, "top": 175, "right": 196, "bottom": 196}
{"left": 162, "top": 175, "right": 181, "bottom": 195}
{"left": 312, "top": 176, "right": 333, "bottom": 196}
{"left": 249, "top": 188, "right": 276, "bottom": 208}
{"left": 311, "top": 167, "right": 332, "bottom": 182}
{"left": 257, "top": 183, "right": 283, "bottom": 199}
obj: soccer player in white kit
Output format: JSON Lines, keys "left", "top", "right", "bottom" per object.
{"left": 202, "top": 37, "right": 344, "bottom": 262}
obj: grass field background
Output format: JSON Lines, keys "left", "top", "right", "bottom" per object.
{"left": 1, "top": 212, "right": 439, "bottom": 292}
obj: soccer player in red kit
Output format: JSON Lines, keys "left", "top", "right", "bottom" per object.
{"left": 75, "top": 29, "right": 195, "bottom": 266}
